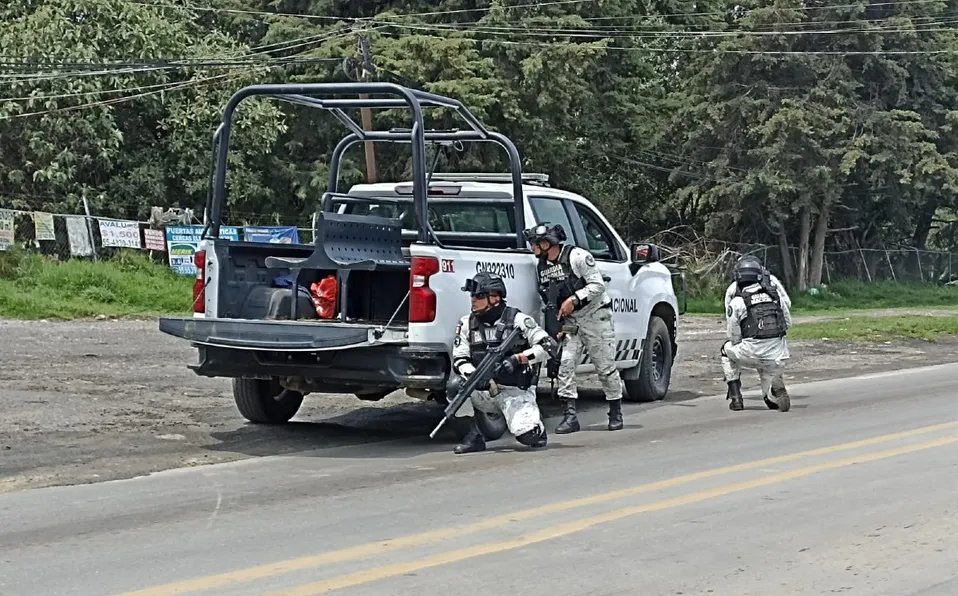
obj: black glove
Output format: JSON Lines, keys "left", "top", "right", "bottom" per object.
{"left": 500, "top": 355, "right": 522, "bottom": 375}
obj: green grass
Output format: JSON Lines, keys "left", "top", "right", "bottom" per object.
{"left": 0, "top": 250, "right": 193, "bottom": 319}
{"left": 789, "top": 315, "right": 958, "bottom": 342}
{"left": 686, "top": 279, "right": 958, "bottom": 315}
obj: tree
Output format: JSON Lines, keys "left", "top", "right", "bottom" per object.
{"left": 0, "top": 0, "right": 285, "bottom": 219}
{"left": 664, "top": 0, "right": 958, "bottom": 289}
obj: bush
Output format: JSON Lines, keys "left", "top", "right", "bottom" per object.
{"left": 0, "top": 251, "right": 192, "bottom": 319}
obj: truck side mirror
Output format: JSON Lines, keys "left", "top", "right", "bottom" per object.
{"left": 629, "top": 242, "right": 660, "bottom": 275}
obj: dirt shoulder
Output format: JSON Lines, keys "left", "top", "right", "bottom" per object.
{"left": 2, "top": 313, "right": 957, "bottom": 493}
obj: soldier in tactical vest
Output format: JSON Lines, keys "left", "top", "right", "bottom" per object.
{"left": 523, "top": 223, "right": 625, "bottom": 433}
{"left": 450, "top": 272, "right": 559, "bottom": 454}
{"left": 722, "top": 255, "right": 793, "bottom": 412}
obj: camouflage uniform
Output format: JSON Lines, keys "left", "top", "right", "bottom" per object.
{"left": 722, "top": 273, "right": 792, "bottom": 411}
{"left": 537, "top": 244, "right": 623, "bottom": 432}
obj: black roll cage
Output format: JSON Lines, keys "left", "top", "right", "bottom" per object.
{"left": 205, "top": 82, "right": 527, "bottom": 248}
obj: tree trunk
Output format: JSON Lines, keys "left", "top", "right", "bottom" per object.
{"left": 911, "top": 196, "right": 939, "bottom": 249}
{"left": 808, "top": 202, "right": 830, "bottom": 288}
{"left": 796, "top": 206, "right": 810, "bottom": 291}
{"left": 777, "top": 226, "right": 795, "bottom": 288}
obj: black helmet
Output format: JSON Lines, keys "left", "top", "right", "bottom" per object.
{"left": 522, "top": 222, "right": 567, "bottom": 245}
{"left": 462, "top": 272, "right": 507, "bottom": 298}
{"left": 733, "top": 255, "right": 765, "bottom": 284}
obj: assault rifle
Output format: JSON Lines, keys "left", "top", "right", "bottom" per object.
{"left": 542, "top": 284, "right": 564, "bottom": 400}
{"left": 429, "top": 325, "right": 526, "bottom": 439}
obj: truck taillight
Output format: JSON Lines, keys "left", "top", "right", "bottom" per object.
{"left": 192, "top": 250, "right": 206, "bottom": 314}
{"left": 409, "top": 256, "right": 439, "bottom": 323}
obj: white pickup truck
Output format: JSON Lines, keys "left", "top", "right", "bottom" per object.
{"left": 159, "top": 82, "right": 684, "bottom": 425}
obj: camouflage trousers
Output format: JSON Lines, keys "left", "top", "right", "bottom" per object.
{"left": 722, "top": 340, "right": 788, "bottom": 399}
{"left": 452, "top": 384, "right": 543, "bottom": 437}
{"left": 557, "top": 305, "right": 623, "bottom": 402}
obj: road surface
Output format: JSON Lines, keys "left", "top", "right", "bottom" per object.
{"left": 1, "top": 363, "right": 956, "bottom": 595}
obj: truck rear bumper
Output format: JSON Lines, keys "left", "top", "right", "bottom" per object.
{"left": 188, "top": 344, "right": 450, "bottom": 393}
{"left": 159, "top": 317, "right": 449, "bottom": 392}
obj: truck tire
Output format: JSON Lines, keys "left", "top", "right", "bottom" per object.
{"left": 232, "top": 378, "right": 304, "bottom": 424}
{"left": 354, "top": 389, "right": 394, "bottom": 402}
{"left": 623, "top": 316, "right": 673, "bottom": 402}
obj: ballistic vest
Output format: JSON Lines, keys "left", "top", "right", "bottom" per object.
{"left": 737, "top": 285, "right": 787, "bottom": 340}
{"left": 469, "top": 306, "right": 534, "bottom": 388}
{"left": 536, "top": 245, "right": 587, "bottom": 306}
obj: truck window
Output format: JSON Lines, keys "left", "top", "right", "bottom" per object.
{"left": 346, "top": 200, "right": 515, "bottom": 233}
{"left": 529, "top": 196, "right": 575, "bottom": 235}
{"left": 572, "top": 203, "right": 621, "bottom": 261}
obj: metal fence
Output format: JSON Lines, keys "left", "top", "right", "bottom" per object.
{"left": 0, "top": 206, "right": 317, "bottom": 276}
{"left": 647, "top": 228, "right": 958, "bottom": 286}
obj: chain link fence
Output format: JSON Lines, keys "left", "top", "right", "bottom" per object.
{"left": 647, "top": 226, "right": 958, "bottom": 287}
{"left": 0, "top": 207, "right": 318, "bottom": 275}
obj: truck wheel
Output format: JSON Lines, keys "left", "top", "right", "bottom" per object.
{"left": 354, "top": 389, "right": 394, "bottom": 402}
{"left": 623, "top": 316, "right": 673, "bottom": 402}
{"left": 232, "top": 378, "right": 304, "bottom": 424}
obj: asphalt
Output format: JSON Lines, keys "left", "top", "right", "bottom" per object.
{"left": 1, "top": 363, "right": 957, "bottom": 596}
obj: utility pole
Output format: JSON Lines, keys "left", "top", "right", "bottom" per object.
{"left": 356, "top": 32, "right": 378, "bottom": 184}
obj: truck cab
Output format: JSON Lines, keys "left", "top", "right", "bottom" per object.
{"left": 158, "top": 83, "right": 682, "bottom": 425}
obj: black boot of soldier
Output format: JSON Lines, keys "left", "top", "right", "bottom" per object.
{"left": 769, "top": 385, "right": 790, "bottom": 412}
{"left": 727, "top": 380, "right": 744, "bottom": 411}
{"left": 453, "top": 417, "right": 486, "bottom": 454}
{"left": 555, "top": 399, "right": 581, "bottom": 434}
{"left": 607, "top": 399, "right": 624, "bottom": 431}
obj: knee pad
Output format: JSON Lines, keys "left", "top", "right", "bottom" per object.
{"left": 515, "top": 423, "right": 545, "bottom": 446}
{"left": 475, "top": 410, "right": 507, "bottom": 441}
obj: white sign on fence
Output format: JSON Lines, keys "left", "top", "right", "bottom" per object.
{"left": 33, "top": 212, "right": 56, "bottom": 241}
{"left": 0, "top": 210, "right": 14, "bottom": 251}
{"left": 65, "top": 216, "right": 94, "bottom": 257}
{"left": 98, "top": 219, "right": 141, "bottom": 249}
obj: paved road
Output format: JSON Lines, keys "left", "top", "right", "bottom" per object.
{"left": 2, "top": 363, "right": 957, "bottom": 596}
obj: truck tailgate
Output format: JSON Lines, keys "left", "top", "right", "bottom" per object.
{"left": 159, "top": 317, "right": 407, "bottom": 351}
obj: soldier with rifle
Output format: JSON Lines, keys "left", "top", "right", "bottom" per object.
{"left": 524, "top": 223, "right": 625, "bottom": 433}
{"left": 435, "top": 272, "right": 559, "bottom": 454}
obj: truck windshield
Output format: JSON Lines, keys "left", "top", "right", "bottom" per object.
{"left": 337, "top": 199, "right": 516, "bottom": 234}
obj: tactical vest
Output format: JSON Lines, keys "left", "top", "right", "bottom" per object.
{"left": 737, "top": 287, "right": 787, "bottom": 340}
{"left": 536, "top": 245, "right": 587, "bottom": 306}
{"left": 469, "top": 306, "right": 534, "bottom": 388}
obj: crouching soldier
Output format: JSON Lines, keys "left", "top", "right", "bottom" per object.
{"left": 450, "top": 272, "right": 559, "bottom": 454}
{"left": 722, "top": 256, "right": 792, "bottom": 412}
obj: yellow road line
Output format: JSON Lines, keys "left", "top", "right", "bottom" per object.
{"left": 275, "top": 434, "right": 958, "bottom": 595}
{"left": 123, "top": 421, "right": 958, "bottom": 596}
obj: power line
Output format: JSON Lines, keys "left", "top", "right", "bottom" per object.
{"left": 381, "top": 29, "right": 958, "bottom": 56}
{"left": 0, "top": 72, "right": 238, "bottom": 122}
{"left": 0, "top": 57, "right": 345, "bottom": 71}
{"left": 0, "top": 28, "right": 360, "bottom": 85}
{"left": 382, "top": 19, "right": 958, "bottom": 41}
{"left": 582, "top": 0, "right": 953, "bottom": 21}
{"left": 128, "top": 0, "right": 596, "bottom": 24}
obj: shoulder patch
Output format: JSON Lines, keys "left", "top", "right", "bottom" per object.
{"left": 726, "top": 306, "right": 733, "bottom": 318}
{"left": 523, "top": 316, "right": 536, "bottom": 329}
{"left": 455, "top": 322, "right": 462, "bottom": 335}
{"left": 585, "top": 254, "right": 596, "bottom": 267}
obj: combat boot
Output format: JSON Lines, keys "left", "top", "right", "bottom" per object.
{"left": 727, "top": 380, "right": 744, "bottom": 411}
{"left": 555, "top": 399, "right": 580, "bottom": 434}
{"left": 607, "top": 399, "right": 624, "bottom": 431}
{"left": 770, "top": 385, "right": 790, "bottom": 412}
{"left": 453, "top": 418, "right": 486, "bottom": 454}
{"left": 531, "top": 426, "right": 548, "bottom": 448}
